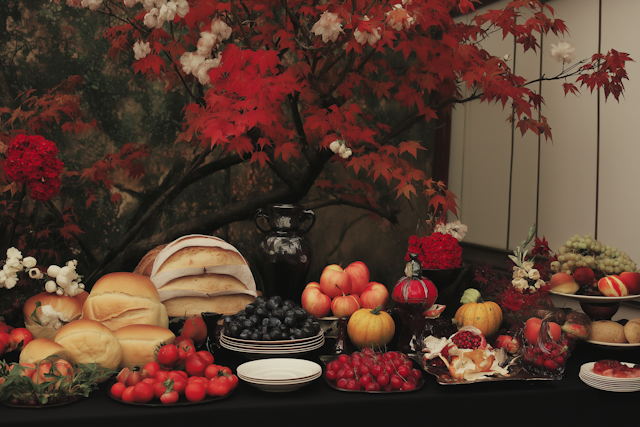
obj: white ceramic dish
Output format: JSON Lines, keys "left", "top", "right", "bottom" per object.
{"left": 220, "top": 338, "right": 325, "bottom": 354}
{"left": 219, "top": 334, "right": 324, "bottom": 349}
{"left": 221, "top": 330, "right": 323, "bottom": 345}
{"left": 237, "top": 372, "right": 322, "bottom": 384}
{"left": 551, "top": 292, "right": 640, "bottom": 303}
{"left": 237, "top": 358, "right": 322, "bottom": 392}
{"left": 585, "top": 340, "right": 640, "bottom": 348}
{"left": 579, "top": 373, "right": 640, "bottom": 392}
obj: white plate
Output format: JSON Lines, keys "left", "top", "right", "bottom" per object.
{"left": 237, "top": 372, "right": 322, "bottom": 384}
{"left": 585, "top": 340, "right": 640, "bottom": 348}
{"left": 220, "top": 338, "right": 325, "bottom": 354}
{"left": 237, "top": 358, "right": 322, "bottom": 380}
{"left": 551, "top": 292, "right": 640, "bottom": 303}
{"left": 221, "top": 330, "right": 323, "bottom": 345}
{"left": 580, "top": 374, "right": 640, "bottom": 392}
{"left": 244, "top": 380, "right": 317, "bottom": 392}
{"left": 219, "top": 334, "right": 324, "bottom": 349}
{"left": 238, "top": 366, "right": 321, "bottom": 381}
{"left": 581, "top": 362, "right": 640, "bottom": 380}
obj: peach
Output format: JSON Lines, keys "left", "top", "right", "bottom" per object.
{"left": 548, "top": 272, "right": 579, "bottom": 294}
{"left": 597, "top": 275, "right": 629, "bottom": 297}
{"left": 523, "top": 317, "right": 562, "bottom": 344}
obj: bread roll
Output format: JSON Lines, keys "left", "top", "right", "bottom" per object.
{"left": 23, "top": 292, "right": 88, "bottom": 340}
{"left": 82, "top": 272, "right": 169, "bottom": 331}
{"left": 113, "top": 324, "right": 175, "bottom": 368}
{"left": 133, "top": 244, "right": 167, "bottom": 276}
{"left": 624, "top": 318, "right": 640, "bottom": 343}
{"left": 589, "top": 320, "right": 627, "bottom": 343}
{"left": 19, "top": 338, "right": 70, "bottom": 365}
{"left": 54, "top": 319, "right": 122, "bottom": 370}
{"left": 136, "top": 235, "right": 257, "bottom": 317}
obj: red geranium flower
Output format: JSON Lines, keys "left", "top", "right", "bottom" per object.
{"left": 406, "top": 232, "right": 462, "bottom": 270}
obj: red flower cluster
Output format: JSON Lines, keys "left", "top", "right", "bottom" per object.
{"left": 4, "top": 134, "right": 64, "bottom": 202}
{"left": 406, "top": 232, "right": 462, "bottom": 270}
{"left": 496, "top": 285, "right": 550, "bottom": 314}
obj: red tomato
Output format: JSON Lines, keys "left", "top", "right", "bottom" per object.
{"left": 185, "top": 353, "right": 209, "bottom": 377}
{"left": 142, "top": 377, "right": 157, "bottom": 385}
{"left": 9, "top": 328, "right": 33, "bottom": 351}
{"left": 174, "top": 336, "right": 194, "bottom": 348}
{"left": 0, "top": 331, "right": 10, "bottom": 356}
{"left": 181, "top": 317, "right": 207, "bottom": 346}
{"left": 121, "top": 386, "right": 136, "bottom": 403}
{"left": 133, "top": 381, "right": 154, "bottom": 403}
{"left": 160, "top": 390, "right": 179, "bottom": 405}
{"left": 195, "top": 350, "right": 214, "bottom": 366}
{"left": 142, "top": 361, "right": 161, "bottom": 378}
{"left": 226, "top": 374, "right": 239, "bottom": 390}
{"left": 204, "top": 364, "right": 221, "bottom": 380}
{"left": 0, "top": 321, "right": 12, "bottom": 334}
{"left": 177, "top": 344, "right": 196, "bottom": 365}
{"left": 124, "top": 370, "right": 143, "bottom": 387}
{"left": 154, "top": 381, "right": 167, "bottom": 399}
{"left": 156, "top": 344, "right": 179, "bottom": 368}
{"left": 207, "top": 376, "right": 231, "bottom": 397}
{"left": 184, "top": 382, "right": 207, "bottom": 402}
{"left": 111, "top": 382, "right": 127, "bottom": 399}
{"left": 187, "top": 376, "right": 208, "bottom": 387}
{"left": 155, "top": 370, "right": 171, "bottom": 382}
{"left": 169, "top": 370, "right": 188, "bottom": 381}
{"left": 172, "top": 378, "right": 187, "bottom": 395}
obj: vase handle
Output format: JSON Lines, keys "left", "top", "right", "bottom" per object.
{"left": 254, "top": 208, "right": 270, "bottom": 233}
{"left": 299, "top": 209, "right": 316, "bottom": 234}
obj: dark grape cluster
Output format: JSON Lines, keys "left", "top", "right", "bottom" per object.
{"left": 223, "top": 296, "right": 321, "bottom": 341}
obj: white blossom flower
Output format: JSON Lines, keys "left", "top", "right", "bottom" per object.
{"left": 311, "top": 11, "right": 344, "bottom": 43}
{"left": 527, "top": 268, "right": 541, "bottom": 281}
{"left": 549, "top": 41, "right": 575, "bottom": 64}
{"left": 180, "top": 51, "right": 206, "bottom": 75}
{"left": 354, "top": 16, "right": 381, "bottom": 46}
{"left": 4, "top": 277, "right": 17, "bottom": 289}
{"left": 5, "top": 257, "right": 22, "bottom": 272}
{"left": 210, "top": 19, "right": 232, "bottom": 42}
{"left": 195, "top": 55, "right": 222, "bottom": 85}
{"left": 522, "top": 261, "right": 534, "bottom": 271}
{"left": 144, "top": 8, "right": 159, "bottom": 28}
{"left": 159, "top": 1, "right": 177, "bottom": 23}
{"left": 386, "top": 5, "right": 413, "bottom": 31}
{"left": 47, "top": 265, "right": 61, "bottom": 278}
{"left": 445, "top": 220, "right": 468, "bottom": 242}
{"left": 7, "top": 248, "right": 22, "bottom": 260}
{"left": 133, "top": 40, "right": 151, "bottom": 60}
{"left": 45, "top": 280, "right": 58, "bottom": 293}
{"left": 56, "top": 274, "right": 71, "bottom": 288}
{"left": 329, "top": 140, "right": 342, "bottom": 153}
{"left": 123, "top": 0, "right": 138, "bottom": 7}
{"left": 175, "top": 0, "right": 189, "bottom": 18}
{"left": 512, "top": 267, "right": 526, "bottom": 279}
{"left": 340, "top": 148, "right": 353, "bottom": 159}
{"left": 56, "top": 288, "right": 64, "bottom": 296}
{"left": 534, "top": 279, "right": 545, "bottom": 289}
{"left": 29, "top": 268, "right": 44, "bottom": 279}
{"left": 23, "top": 257, "right": 37, "bottom": 268}
{"left": 141, "top": 0, "right": 156, "bottom": 10}
{"left": 197, "top": 32, "right": 218, "bottom": 55}
{"left": 503, "top": 53, "right": 511, "bottom": 61}
{"left": 81, "top": 0, "right": 102, "bottom": 10}
{"left": 512, "top": 277, "right": 529, "bottom": 291}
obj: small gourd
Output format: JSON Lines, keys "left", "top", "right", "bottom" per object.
{"left": 347, "top": 305, "right": 395, "bottom": 349}
{"left": 454, "top": 288, "right": 503, "bottom": 336}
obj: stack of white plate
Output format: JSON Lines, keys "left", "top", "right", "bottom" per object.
{"left": 580, "top": 362, "right": 640, "bottom": 392}
{"left": 237, "top": 358, "right": 322, "bottom": 392}
{"left": 219, "top": 330, "right": 324, "bottom": 359}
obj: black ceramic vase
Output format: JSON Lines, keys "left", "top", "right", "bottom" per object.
{"left": 255, "top": 204, "right": 315, "bottom": 304}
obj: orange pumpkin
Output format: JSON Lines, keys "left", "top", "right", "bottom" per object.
{"left": 454, "top": 300, "right": 503, "bottom": 336}
{"left": 347, "top": 306, "right": 395, "bottom": 349}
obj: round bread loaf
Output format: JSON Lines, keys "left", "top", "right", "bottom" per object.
{"left": 133, "top": 244, "right": 167, "bottom": 276}
{"left": 81, "top": 272, "right": 169, "bottom": 331}
{"left": 54, "top": 319, "right": 122, "bottom": 369}
{"left": 589, "top": 320, "right": 627, "bottom": 343}
{"left": 162, "top": 294, "right": 255, "bottom": 318}
{"left": 23, "top": 292, "right": 88, "bottom": 340}
{"left": 624, "top": 318, "right": 640, "bottom": 343}
{"left": 19, "top": 338, "right": 70, "bottom": 365}
{"left": 113, "top": 324, "right": 175, "bottom": 368}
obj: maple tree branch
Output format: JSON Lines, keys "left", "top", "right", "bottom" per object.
{"left": 5, "top": 184, "right": 25, "bottom": 250}
{"left": 230, "top": 1, "right": 252, "bottom": 47}
{"left": 43, "top": 200, "right": 98, "bottom": 267}
{"left": 280, "top": 0, "right": 313, "bottom": 46}
{"left": 303, "top": 197, "right": 400, "bottom": 225}
{"left": 326, "top": 52, "right": 356, "bottom": 97}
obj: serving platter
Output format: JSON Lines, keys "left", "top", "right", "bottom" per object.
{"left": 107, "top": 381, "right": 232, "bottom": 406}
{"left": 585, "top": 340, "right": 640, "bottom": 348}
{"left": 551, "top": 292, "right": 640, "bottom": 303}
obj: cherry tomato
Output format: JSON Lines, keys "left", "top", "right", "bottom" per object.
{"left": 155, "top": 370, "right": 171, "bottom": 382}
{"left": 177, "top": 344, "right": 196, "bottom": 365}
{"left": 0, "top": 321, "right": 12, "bottom": 334}
{"left": 205, "top": 364, "right": 221, "bottom": 380}
{"left": 185, "top": 353, "right": 209, "bottom": 377}
{"left": 154, "top": 382, "right": 167, "bottom": 399}
{"left": 160, "top": 390, "right": 179, "bottom": 405}
{"left": 174, "top": 336, "right": 194, "bottom": 348}
{"left": 187, "top": 376, "right": 209, "bottom": 387}
{"left": 226, "top": 374, "right": 238, "bottom": 390}
{"left": 133, "top": 381, "right": 154, "bottom": 403}
{"left": 9, "top": 328, "right": 33, "bottom": 351}
{"left": 142, "top": 377, "right": 157, "bottom": 385}
{"left": 111, "top": 382, "right": 127, "bottom": 399}
{"left": 0, "top": 332, "right": 10, "bottom": 356}
{"left": 184, "top": 382, "right": 207, "bottom": 402}
{"left": 207, "top": 376, "right": 232, "bottom": 397}
{"left": 169, "top": 370, "right": 188, "bottom": 381}
{"left": 121, "top": 386, "right": 136, "bottom": 403}
{"left": 181, "top": 317, "right": 207, "bottom": 346}
{"left": 195, "top": 350, "right": 214, "bottom": 365}
{"left": 156, "top": 344, "right": 179, "bottom": 368}
{"left": 142, "top": 361, "right": 161, "bottom": 378}
{"left": 124, "top": 370, "right": 143, "bottom": 387}
{"left": 172, "top": 378, "right": 187, "bottom": 395}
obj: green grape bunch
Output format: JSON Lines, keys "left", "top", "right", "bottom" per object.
{"left": 550, "top": 234, "right": 638, "bottom": 276}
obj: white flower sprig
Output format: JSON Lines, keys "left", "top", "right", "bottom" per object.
{"left": 0, "top": 248, "right": 85, "bottom": 297}
{"left": 433, "top": 220, "right": 468, "bottom": 242}
{"left": 508, "top": 225, "right": 545, "bottom": 292}
{"left": 329, "top": 139, "right": 352, "bottom": 159}
{"left": 549, "top": 41, "right": 576, "bottom": 64}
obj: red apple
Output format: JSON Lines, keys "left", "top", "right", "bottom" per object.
{"left": 330, "top": 294, "right": 360, "bottom": 318}
{"left": 301, "top": 286, "right": 331, "bottom": 318}
{"left": 619, "top": 272, "right": 640, "bottom": 295}
{"left": 344, "top": 261, "right": 370, "bottom": 296}
{"left": 359, "top": 282, "right": 389, "bottom": 310}
{"left": 597, "top": 275, "right": 628, "bottom": 297}
{"left": 573, "top": 266, "right": 596, "bottom": 287}
{"left": 494, "top": 335, "right": 519, "bottom": 354}
{"left": 548, "top": 272, "right": 579, "bottom": 294}
{"left": 523, "top": 317, "right": 561, "bottom": 344}
{"left": 319, "top": 264, "right": 352, "bottom": 298}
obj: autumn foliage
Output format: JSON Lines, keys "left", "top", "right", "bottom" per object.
{"left": 0, "top": 0, "right": 631, "bottom": 288}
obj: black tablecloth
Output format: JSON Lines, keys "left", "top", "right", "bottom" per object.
{"left": 2, "top": 339, "right": 638, "bottom": 427}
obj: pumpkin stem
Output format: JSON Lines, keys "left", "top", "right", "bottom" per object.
{"left": 370, "top": 305, "right": 383, "bottom": 315}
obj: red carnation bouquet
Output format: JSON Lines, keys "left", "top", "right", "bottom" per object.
{"left": 406, "top": 232, "right": 463, "bottom": 270}
{"left": 3, "top": 134, "right": 64, "bottom": 201}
